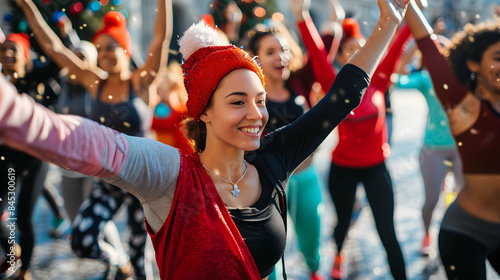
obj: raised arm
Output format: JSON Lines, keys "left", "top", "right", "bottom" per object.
{"left": 347, "top": 0, "right": 409, "bottom": 78}
{"left": 370, "top": 23, "right": 411, "bottom": 92}
{"left": 292, "top": 0, "right": 337, "bottom": 92}
{"left": 134, "top": 0, "right": 173, "bottom": 103}
{"left": 405, "top": 0, "right": 468, "bottom": 108}
{"left": 322, "top": 0, "right": 345, "bottom": 63}
{"left": 404, "top": 0, "right": 432, "bottom": 40}
{"left": 15, "top": 0, "right": 105, "bottom": 90}
{"left": 0, "top": 26, "right": 5, "bottom": 44}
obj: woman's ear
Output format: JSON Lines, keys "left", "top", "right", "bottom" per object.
{"left": 199, "top": 111, "right": 210, "bottom": 123}
{"left": 466, "top": 59, "right": 480, "bottom": 73}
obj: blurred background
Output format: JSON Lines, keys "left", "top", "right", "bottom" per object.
{"left": 1, "top": 0, "right": 498, "bottom": 65}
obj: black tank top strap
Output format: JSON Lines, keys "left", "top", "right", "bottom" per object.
{"left": 128, "top": 79, "right": 136, "bottom": 101}
{"left": 96, "top": 79, "right": 105, "bottom": 100}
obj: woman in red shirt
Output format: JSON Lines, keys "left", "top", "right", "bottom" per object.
{"left": 328, "top": 17, "right": 411, "bottom": 280}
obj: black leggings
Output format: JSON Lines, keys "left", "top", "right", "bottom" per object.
{"left": 439, "top": 229, "right": 500, "bottom": 280}
{"left": 328, "top": 162, "right": 406, "bottom": 280}
{"left": 0, "top": 146, "right": 48, "bottom": 271}
{"left": 71, "top": 180, "right": 147, "bottom": 279}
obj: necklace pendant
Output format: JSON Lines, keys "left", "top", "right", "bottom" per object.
{"left": 231, "top": 185, "right": 240, "bottom": 197}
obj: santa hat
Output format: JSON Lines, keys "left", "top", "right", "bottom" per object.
{"left": 92, "top": 11, "right": 131, "bottom": 56}
{"left": 6, "top": 33, "right": 30, "bottom": 60}
{"left": 179, "top": 21, "right": 265, "bottom": 121}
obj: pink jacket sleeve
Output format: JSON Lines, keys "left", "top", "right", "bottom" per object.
{"left": 0, "top": 73, "right": 128, "bottom": 178}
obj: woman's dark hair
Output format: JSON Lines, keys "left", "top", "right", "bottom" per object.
{"left": 444, "top": 20, "right": 500, "bottom": 92}
{"left": 182, "top": 118, "right": 207, "bottom": 152}
{"left": 181, "top": 94, "right": 215, "bottom": 152}
{"left": 247, "top": 29, "right": 273, "bottom": 56}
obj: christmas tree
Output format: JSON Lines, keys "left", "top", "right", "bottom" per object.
{"left": 6, "top": 0, "right": 125, "bottom": 52}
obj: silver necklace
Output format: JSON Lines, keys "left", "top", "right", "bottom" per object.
{"left": 202, "top": 160, "right": 248, "bottom": 197}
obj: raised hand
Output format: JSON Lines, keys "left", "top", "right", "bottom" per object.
{"left": 378, "top": 0, "right": 410, "bottom": 24}
{"left": 0, "top": 27, "right": 5, "bottom": 44}
{"left": 290, "top": 0, "right": 311, "bottom": 21}
{"left": 224, "top": 2, "right": 242, "bottom": 24}
{"left": 414, "top": 0, "right": 428, "bottom": 10}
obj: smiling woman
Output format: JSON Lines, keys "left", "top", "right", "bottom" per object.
{"left": 0, "top": 0, "right": 409, "bottom": 278}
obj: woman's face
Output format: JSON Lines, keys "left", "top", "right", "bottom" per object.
{"left": 337, "top": 37, "right": 362, "bottom": 66}
{"left": 255, "top": 34, "right": 288, "bottom": 82}
{"left": 0, "top": 41, "right": 26, "bottom": 74}
{"left": 94, "top": 35, "right": 128, "bottom": 73}
{"left": 470, "top": 41, "right": 500, "bottom": 93}
{"left": 201, "top": 69, "right": 268, "bottom": 152}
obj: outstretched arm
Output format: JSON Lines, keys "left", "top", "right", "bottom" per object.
{"left": 134, "top": 0, "right": 173, "bottom": 105}
{"left": 0, "top": 73, "right": 180, "bottom": 231}
{"left": 347, "top": 0, "right": 409, "bottom": 78}
{"left": 15, "top": 0, "right": 104, "bottom": 92}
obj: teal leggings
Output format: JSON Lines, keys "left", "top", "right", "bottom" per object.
{"left": 269, "top": 165, "right": 323, "bottom": 279}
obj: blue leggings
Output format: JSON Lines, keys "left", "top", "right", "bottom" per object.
{"left": 270, "top": 165, "right": 323, "bottom": 279}
{"left": 328, "top": 162, "right": 407, "bottom": 280}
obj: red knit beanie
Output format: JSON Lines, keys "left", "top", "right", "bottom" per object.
{"left": 179, "top": 22, "right": 265, "bottom": 121}
{"left": 6, "top": 33, "right": 30, "bottom": 60}
{"left": 342, "top": 18, "right": 365, "bottom": 41}
{"left": 92, "top": 11, "right": 131, "bottom": 56}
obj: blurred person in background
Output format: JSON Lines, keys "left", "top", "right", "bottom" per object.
{"left": 15, "top": 0, "right": 172, "bottom": 278}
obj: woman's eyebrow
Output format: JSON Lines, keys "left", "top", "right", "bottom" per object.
{"left": 225, "top": 91, "right": 266, "bottom": 98}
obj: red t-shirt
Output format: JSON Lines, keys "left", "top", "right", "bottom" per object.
{"left": 332, "top": 25, "right": 411, "bottom": 167}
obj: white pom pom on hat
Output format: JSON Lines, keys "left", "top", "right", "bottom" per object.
{"left": 178, "top": 21, "right": 228, "bottom": 61}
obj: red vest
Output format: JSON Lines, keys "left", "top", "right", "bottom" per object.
{"left": 145, "top": 153, "right": 261, "bottom": 280}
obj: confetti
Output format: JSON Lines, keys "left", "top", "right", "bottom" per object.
{"left": 444, "top": 160, "right": 453, "bottom": 167}
{"left": 108, "top": 95, "right": 113, "bottom": 99}
{"left": 37, "top": 83, "right": 45, "bottom": 94}
{"left": 100, "top": 116, "right": 105, "bottom": 123}
{"left": 123, "top": 121, "right": 131, "bottom": 128}
{"left": 443, "top": 84, "right": 449, "bottom": 90}
{"left": 0, "top": 156, "right": 4, "bottom": 161}
{"left": 457, "top": 142, "right": 463, "bottom": 146}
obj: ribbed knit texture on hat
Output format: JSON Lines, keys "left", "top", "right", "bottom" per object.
{"left": 179, "top": 22, "right": 265, "bottom": 120}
